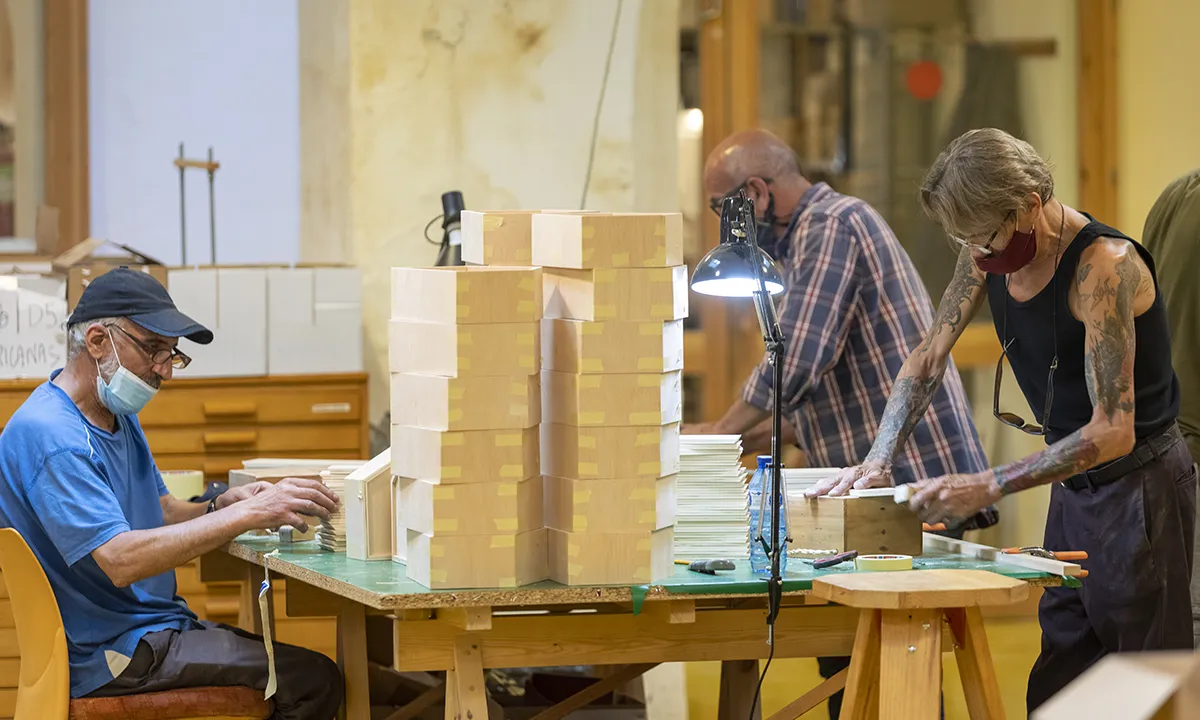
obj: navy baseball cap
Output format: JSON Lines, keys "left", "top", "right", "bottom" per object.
{"left": 68, "top": 267, "right": 214, "bottom": 345}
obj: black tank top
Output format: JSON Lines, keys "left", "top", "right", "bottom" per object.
{"left": 985, "top": 217, "right": 1179, "bottom": 445}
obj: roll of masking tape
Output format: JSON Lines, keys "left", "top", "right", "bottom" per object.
{"left": 160, "top": 470, "right": 205, "bottom": 501}
{"left": 855, "top": 554, "right": 914, "bottom": 572}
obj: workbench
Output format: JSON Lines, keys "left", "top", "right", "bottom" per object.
{"left": 210, "top": 535, "right": 1072, "bottom": 720}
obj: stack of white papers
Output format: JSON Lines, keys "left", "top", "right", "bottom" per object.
{"left": 674, "top": 435, "right": 750, "bottom": 560}
{"left": 317, "top": 465, "right": 358, "bottom": 552}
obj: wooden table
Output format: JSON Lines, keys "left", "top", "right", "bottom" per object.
{"left": 210, "top": 535, "right": 1072, "bottom": 720}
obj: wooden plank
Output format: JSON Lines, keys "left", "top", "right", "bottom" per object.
{"left": 718, "top": 659, "right": 761, "bottom": 720}
{"left": 43, "top": 0, "right": 89, "bottom": 249}
{"left": 450, "top": 635, "right": 488, "bottom": 720}
{"left": 440, "top": 607, "right": 493, "bottom": 632}
{"left": 286, "top": 578, "right": 344, "bottom": 617}
{"left": 380, "top": 682, "right": 446, "bottom": 720}
{"left": 529, "top": 664, "right": 657, "bottom": 720}
{"left": 393, "top": 605, "right": 859, "bottom": 671}
{"left": 1077, "top": 0, "right": 1118, "bottom": 223}
{"left": 841, "top": 610, "right": 880, "bottom": 720}
{"left": 923, "top": 533, "right": 1082, "bottom": 577}
{"left": 947, "top": 607, "right": 1007, "bottom": 720}
{"left": 879, "top": 608, "right": 942, "bottom": 720}
{"left": 338, "top": 600, "right": 370, "bottom": 720}
{"left": 766, "top": 668, "right": 848, "bottom": 720}
{"left": 814, "top": 569, "right": 1028, "bottom": 610}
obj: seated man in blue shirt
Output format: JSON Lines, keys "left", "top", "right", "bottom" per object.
{"left": 0, "top": 268, "right": 343, "bottom": 720}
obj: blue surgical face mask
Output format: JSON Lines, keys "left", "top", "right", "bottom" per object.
{"left": 95, "top": 329, "right": 159, "bottom": 416}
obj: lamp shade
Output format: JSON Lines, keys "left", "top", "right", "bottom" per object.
{"left": 689, "top": 242, "right": 785, "bottom": 297}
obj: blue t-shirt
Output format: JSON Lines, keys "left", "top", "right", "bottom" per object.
{"left": 0, "top": 371, "right": 198, "bottom": 697}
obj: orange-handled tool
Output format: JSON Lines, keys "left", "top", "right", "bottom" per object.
{"left": 1003, "top": 546, "right": 1089, "bottom": 562}
{"left": 922, "top": 523, "right": 947, "bottom": 532}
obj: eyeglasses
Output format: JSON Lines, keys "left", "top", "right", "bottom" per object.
{"left": 112, "top": 324, "right": 192, "bottom": 370}
{"left": 993, "top": 338, "right": 1057, "bottom": 435}
{"left": 949, "top": 211, "right": 1013, "bottom": 257}
{"left": 709, "top": 178, "right": 772, "bottom": 216}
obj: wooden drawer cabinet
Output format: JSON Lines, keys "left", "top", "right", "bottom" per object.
{"left": 144, "top": 423, "right": 362, "bottom": 456}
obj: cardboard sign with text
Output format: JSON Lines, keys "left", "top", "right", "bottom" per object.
{"left": 0, "top": 277, "right": 68, "bottom": 379}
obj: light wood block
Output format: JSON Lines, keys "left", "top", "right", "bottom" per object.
{"left": 345, "top": 449, "right": 393, "bottom": 561}
{"left": 405, "top": 528, "right": 548, "bottom": 589}
{"left": 391, "top": 266, "right": 542, "bottom": 325}
{"left": 542, "top": 318, "right": 684, "bottom": 374}
{"left": 543, "top": 475, "right": 676, "bottom": 533}
{"left": 543, "top": 266, "right": 688, "bottom": 322}
{"left": 390, "top": 373, "right": 540, "bottom": 432}
{"left": 461, "top": 210, "right": 536, "bottom": 266}
{"left": 541, "top": 422, "right": 679, "bottom": 479}
{"left": 813, "top": 569, "right": 1029, "bottom": 609}
{"left": 542, "top": 370, "right": 682, "bottom": 427}
{"left": 788, "top": 494, "right": 923, "bottom": 556}
{"left": 531, "top": 212, "right": 683, "bottom": 269}
{"left": 401, "top": 476, "right": 543, "bottom": 536}
{"left": 388, "top": 320, "right": 539, "bottom": 377}
{"left": 390, "top": 425, "right": 538, "bottom": 483}
{"left": 548, "top": 527, "right": 674, "bottom": 585}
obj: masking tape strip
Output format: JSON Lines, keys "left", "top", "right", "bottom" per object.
{"left": 629, "top": 411, "right": 661, "bottom": 424}
{"left": 458, "top": 357, "right": 472, "bottom": 370}
{"left": 582, "top": 322, "right": 605, "bottom": 336}
{"left": 433, "top": 486, "right": 456, "bottom": 499}
{"left": 430, "top": 544, "right": 446, "bottom": 557}
{"left": 495, "top": 432, "right": 523, "bottom": 447}
{"left": 518, "top": 277, "right": 536, "bottom": 291}
{"left": 494, "top": 517, "right": 518, "bottom": 531}
{"left": 442, "top": 466, "right": 463, "bottom": 479}
{"left": 516, "top": 300, "right": 536, "bottom": 314}
{"left": 610, "top": 252, "right": 631, "bottom": 266}
{"left": 431, "top": 569, "right": 448, "bottom": 583}
{"left": 639, "top": 322, "right": 663, "bottom": 335}
{"left": 579, "top": 411, "right": 606, "bottom": 424}
{"left": 630, "top": 488, "right": 655, "bottom": 501}
{"left": 498, "top": 576, "right": 517, "bottom": 587}
{"left": 578, "top": 375, "right": 603, "bottom": 389}
{"left": 649, "top": 304, "right": 675, "bottom": 317}
{"left": 496, "top": 483, "right": 518, "bottom": 496}
{"left": 581, "top": 358, "right": 604, "bottom": 372}
{"left": 637, "top": 374, "right": 662, "bottom": 387}
{"left": 855, "top": 554, "right": 913, "bottom": 571}
{"left": 444, "top": 433, "right": 465, "bottom": 446}
{"left": 572, "top": 514, "right": 588, "bottom": 531}
{"left": 434, "top": 519, "right": 459, "bottom": 532}
{"left": 516, "top": 332, "right": 535, "bottom": 346}
{"left": 491, "top": 534, "right": 516, "bottom": 549}
{"left": 638, "top": 510, "right": 657, "bottom": 524}
{"left": 258, "top": 553, "right": 278, "bottom": 699}
{"left": 634, "top": 431, "right": 660, "bottom": 447}
{"left": 499, "top": 464, "right": 525, "bottom": 478}
{"left": 578, "top": 462, "right": 599, "bottom": 475}
{"left": 594, "top": 305, "right": 617, "bottom": 319}
{"left": 637, "top": 357, "right": 662, "bottom": 371}
{"left": 578, "top": 434, "right": 598, "bottom": 449}
{"left": 449, "top": 386, "right": 467, "bottom": 400}
{"left": 637, "top": 461, "right": 660, "bottom": 475}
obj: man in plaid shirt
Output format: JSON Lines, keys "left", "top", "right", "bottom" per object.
{"left": 689, "top": 130, "right": 993, "bottom": 718}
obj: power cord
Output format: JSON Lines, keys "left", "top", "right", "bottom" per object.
{"left": 749, "top": 640, "right": 776, "bottom": 720}
{"left": 579, "top": 0, "right": 623, "bottom": 209}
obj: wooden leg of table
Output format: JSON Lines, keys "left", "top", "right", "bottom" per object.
{"left": 337, "top": 599, "right": 370, "bottom": 720}
{"left": 946, "top": 607, "right": 1006, "bottom": 720}
{"left": 766, "top": 668, "right": 848, "bottom": 720}
{"left": 879, "top": 609, "right": 942, "bottom": 720}
{"left": 842, "top": 609, "right": 881, "bottom": 720}
{"left": 239, "top": 563, "right": 268, "bottom": 634}
{"left": 717, "top": 659, "right": 762, "bottom": 720}
{"left": 448, "top": 634, "right": 488, "bottom": 720}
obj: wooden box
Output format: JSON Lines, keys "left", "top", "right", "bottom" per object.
{"left": 390, "top": 373, "right": 540, "bottom": 431}
{"left": 390, "top": 425, "right": 539, "bottom": 483}
{"left": 461, "top": 211, "right": 536, "bottom": 266}
{"left": 542, "top": 319, "right": 684, "bottom": 374}
{"left": 400, "top": 476, "right": 542, "bottom": 536}
{"left": 388, "top": 320, "right": 539, "bottom": 377}
{"left": 543, "top": 475, "right": 676, "bottom": 533}
{"left": 548, "top": 527, "right": 674, "bottom": 586}
{"left": 542, "top": 370, "right": 682, "bottom": 427}
{"left": 345, "top": 450, "right": 393, "bottom": 561}
{"left": 531, "top": 213, "right": 683, "bottom": 269}
{"left": 787, "top": 495, "right": 923, "bottom": 556}
{"left": 543, "top": 266, "right": 688, "bottom": 322}
{"left": 391, "top": 266, "right": 542, "bottom": 325}
{"left": 541, "top": 422, "right": 679, "bottom": 479}
{"left": 405, "top": 528, "right": 548, "bottom": 589}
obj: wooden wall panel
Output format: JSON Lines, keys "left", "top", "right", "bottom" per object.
{"left": 1077, "top": 0, "right": 1118, "bottom": 222}
{"left": 43, "top": 0, "right": 89, "bottom": 248}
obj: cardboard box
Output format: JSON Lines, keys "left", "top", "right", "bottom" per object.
{"left": 168, "top": 267, "right": 267, "bottom": 377}
{"left": 391, "top": 425, "right": 538, "bottom": 483}
{"left": 267, "top": 267, "right": 363, "bottom": 375}
{"left": 389, "top": 320, "right": 538, "bottom": 377}
{"left": 543, "top": 370, "right": 682, "bottom": 427}
{"left": 787, "top": 495, "right": 923, "bottom": 556}
{"left": 52, "top": 238, "right": 168, "bottom": 311}
{"left": 543, "top": 475, "right": 676, "bottom": 533}
{"left": 391, "top": 372, "right": 540, "bottom": 431}
{"left": 541, "top": 422, "right": 679, "bottom": 479}
{"left": 405, "top": 527, "right": 548, "bottom": 589}
{"left": 531, "top": 213, "right": 684, "bottom": 269}
{"left": 391, "top": 266, "right": 542, "bottom": 325}
{"left": 400, "top": 476, "right": 542, "bottom": 536}
{"left": 543, "top": 266, "right": 688, "bottom": 322}
{"left": 542, "top": 319, "right": 683, "bottom": 374}
{"left": 0, "top": 278, "right": 67, "bottom": 380}
{"left": 461, "top": 211, "right": 536, "bottom": 266}
{"left": 548, "top": 527, "right": 674, "bottom": 586}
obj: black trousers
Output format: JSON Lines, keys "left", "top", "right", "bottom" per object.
{"left": 88, "top": 620, "right": 343, "bottom": 720}
{"left": 1027, "top": 437, "right": 1197, "bottom": 713}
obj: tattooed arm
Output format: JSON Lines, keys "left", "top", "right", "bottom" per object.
{"left": 906, "top": 239, "right": 1146, "bottom": 523}
{"left": 808, "top": 247, "right": 986, "bottom": 496}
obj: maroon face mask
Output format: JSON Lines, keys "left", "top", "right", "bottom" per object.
{"left": 974, "top": 225, "right": 1037, "bottom": 275}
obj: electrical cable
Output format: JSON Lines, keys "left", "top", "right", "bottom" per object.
{"left": 579, "top": 0, "right": 623, "bottom": 210}
{"left": 749, "top": 640, "right": 775, "bottom": 720}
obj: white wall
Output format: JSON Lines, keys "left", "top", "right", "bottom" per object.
{"left": 88, "top": 0, "right": 300, "bottom": 265}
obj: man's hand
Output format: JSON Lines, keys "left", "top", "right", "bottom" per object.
{"left": 805, "top": 462, "right": 892, "bottom": 497}
{"left": 906, "top": 472, "right": 1001, "bottom": 525}
{"left": 232, "top": 478, "right": 340, "bottom": 533}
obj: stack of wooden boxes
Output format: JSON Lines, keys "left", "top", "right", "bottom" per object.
{"left": 389, "top": 266, "right": 546, "bottom": 589}
{"left": 533, "top": 212, "right": 685, "bottom": 585}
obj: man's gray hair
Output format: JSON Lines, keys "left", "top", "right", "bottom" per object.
{"left": 66, "top": 317, "right": 121, "bottom": 361}
{"left": 920, "top": 128, "right": 1055, "bottom": 240}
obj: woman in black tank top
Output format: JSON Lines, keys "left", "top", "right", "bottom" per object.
{"left": 808, "top": 128, "right": 1196, "bottom": 713}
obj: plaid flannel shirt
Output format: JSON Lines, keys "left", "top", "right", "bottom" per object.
{"left": 743, "top": 183, "right": 991, "bottom": 501}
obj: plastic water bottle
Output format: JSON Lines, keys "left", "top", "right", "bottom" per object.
{"left": 748, "top": 455, "right": 788, "bottom": 576}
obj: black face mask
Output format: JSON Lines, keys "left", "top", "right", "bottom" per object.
{"left": 756, "top": 192, "right": 783, "bottom": 260}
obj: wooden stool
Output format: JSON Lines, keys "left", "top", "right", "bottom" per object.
{"left": 812, "top": 569, "right": 1029, "bottom": 720}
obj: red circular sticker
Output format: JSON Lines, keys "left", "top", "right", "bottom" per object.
{"left": 906, "top": 60, "right": 943, "bottom": 101}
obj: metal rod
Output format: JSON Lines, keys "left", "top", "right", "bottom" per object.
{"left": 207, "top": 146, "right": 217, "bottom": 264}
{"left": 178, "top": 142, "right": 187, "bottom": 265}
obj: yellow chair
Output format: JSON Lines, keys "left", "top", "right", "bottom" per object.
{"left": 0, "top": 528, "right": 271, "bottom": 720}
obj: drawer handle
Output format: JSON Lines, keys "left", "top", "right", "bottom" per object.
{"left": 203, "top": 401, "right": 258, "bottom": 417}
{"left": 203, "top": 431, "right": 259, "bottom": 447}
